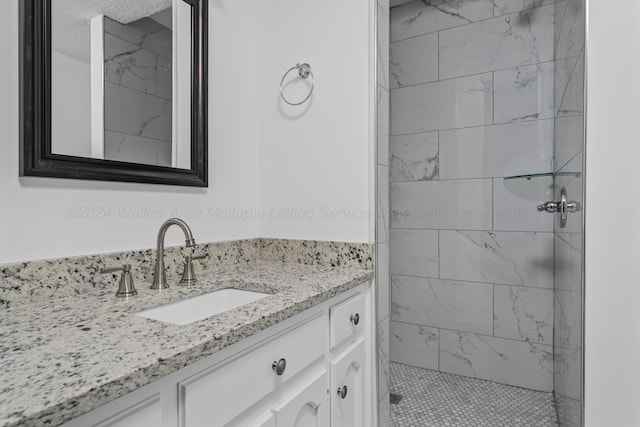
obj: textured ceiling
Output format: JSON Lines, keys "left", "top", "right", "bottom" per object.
{"left": 52, "top": 0, "right": 172, "bottom": 62}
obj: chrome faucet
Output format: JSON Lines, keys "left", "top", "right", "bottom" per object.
{"left": 151, "top": 218, "right": 196, "bottom": 290}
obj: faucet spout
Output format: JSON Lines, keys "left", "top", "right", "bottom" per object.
{"left": 151, "top": 218, "right": 196, "bottom": 290}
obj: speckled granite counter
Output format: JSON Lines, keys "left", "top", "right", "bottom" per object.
{"left": 0, "top": 261, "right": 373, "bottom": 427}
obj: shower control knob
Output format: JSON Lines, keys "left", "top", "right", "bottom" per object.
{"left": 537, "top": 201, "right": 560, "bottom": 213}
{"left": 536, "top": 187, "right": 580, "bottom": 228}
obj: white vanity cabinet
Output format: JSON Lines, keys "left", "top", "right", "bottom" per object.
{"left": 62, "top": 282, "right": 374, "bottom": 427}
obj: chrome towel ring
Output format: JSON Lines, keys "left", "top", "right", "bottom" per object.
{"left": 280, "top": 63, "right": 314, "bottom": 106}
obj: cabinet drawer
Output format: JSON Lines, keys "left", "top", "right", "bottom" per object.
{"left": 179, "top": 314, "right": 326, "bottom": 427}
{"left": 329, "top": 293, "right": 365, "bottom": 349}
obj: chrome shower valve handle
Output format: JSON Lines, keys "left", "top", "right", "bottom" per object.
{"left": 536, "top": 187, "right": 580, "bottom": 228}
{"left": 537, "top": 201, "right": 561, "bottom": 213}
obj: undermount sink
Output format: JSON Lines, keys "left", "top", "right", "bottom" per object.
{"left": 136, "top": 288, "right": 270, "bottom": 325}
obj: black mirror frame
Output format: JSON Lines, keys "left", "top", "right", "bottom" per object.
{"left": 19, "top": 0, "right": 208, "bottom": 187}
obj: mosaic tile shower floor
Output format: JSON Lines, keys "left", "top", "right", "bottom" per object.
{"left": 390, "top": 362, "right": 559, "bottom": 427}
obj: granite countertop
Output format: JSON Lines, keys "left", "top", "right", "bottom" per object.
{"left": 0, "top": 261, "right": 373, "bottom": 427}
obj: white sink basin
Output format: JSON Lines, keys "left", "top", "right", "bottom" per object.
{"left": 136, "top": 288, "right": 270, "bottom": 325}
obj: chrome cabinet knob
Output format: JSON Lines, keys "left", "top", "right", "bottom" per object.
{"left": 350, "top": 313, "right": 360, "bottom": 326}
{"left": 272, "top": 358, "right": 287, "bottom": 376}
{"left": 337, "top": 385, "right": 348, "bottom": 399}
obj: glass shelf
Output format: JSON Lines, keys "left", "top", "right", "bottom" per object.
{"left": 503, "top": 171, "right": 582, "bottom": 181}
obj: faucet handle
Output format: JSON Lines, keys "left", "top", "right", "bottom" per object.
{"left": 100, "top": 264, "right": 137, "bottom": 298}
{"left": 179, "top": 254, "right": 208, "bottom": 285}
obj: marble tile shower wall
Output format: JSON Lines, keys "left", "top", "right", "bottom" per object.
{"left": 103, "top": 17, "right": 173, "bottom": 166}
{"left": 389, "top": 0, "right": 557, "bottom": 392}
{"left": 553, "top": 0, "right": 585, "bottom": 425}
{"left": 376, "top": 0, "right": 391, "bottom": 425}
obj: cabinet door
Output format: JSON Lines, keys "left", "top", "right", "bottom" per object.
{"left": 330, "top": 338, "right": 365, "bottom": 427}
{"left": 272, "top": 369, "right": 329, "bottom": 427}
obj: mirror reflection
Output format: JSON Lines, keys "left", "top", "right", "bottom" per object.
{"left": 50, "top": 0, "right": 191, "bottom": 169}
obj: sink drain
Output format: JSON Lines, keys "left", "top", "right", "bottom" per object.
{"left": 390, "top": 393, "right": 403, "bottom": 405}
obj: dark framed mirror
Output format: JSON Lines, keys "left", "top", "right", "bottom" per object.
{"left": 19, "top": 0, "right": 208, "bottom": 187}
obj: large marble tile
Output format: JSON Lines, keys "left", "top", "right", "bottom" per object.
{"left": 377, "top": 242, "right": 390, "bottom": 321}
{"left": 104, "top": 82, "right": 172, "bottom": 142}
{"left": 493, "top": 176, "right": 554, "bottom": 232}
{"left": 555, "top": 230, "right": 582, "bottom": 256}
{"left": 157, "top": 55, "right": 172, "bottom": 100}
{"left": 104, "top": 33, "right": 158, "bottom": 95}
{"left": 139, "top": 24, "right": 172, "bottom": 59}
{"left": 555, "top": 289, "right": 582, "bottom": 351}
{"left": 494, "top": 285, "right": 554, "bottom": 344}
{"left": 389, "top": 33, "right": 438, "bottom": 89}
{"left": 378, "top": 318, "right": 390, "bottom": 399}
{"left": 391, "top": 276, "right": 493, "bottom": 335}
{"left": 377, "top": 2, "right": 390, "bottom": 91}
{"left": 440, "top": 231, "right": 554, "bottom": 287}
{"left": 555, "top": 0, "right": 585, "bottom": 61}
{"left": 555, "top": 115, "right": 584, "bottom": 171}
{"left": 494, "top": 62, "right": 555, "bottom": 123}
{"left": 157, "top": 140, "right": 172, "bottom": 167}
{"left": 554, "top": 346, "right": 581, "bottom": 400}
{"left": 555, "top": 55, "right": 585, "bottom": 118}
{"left": 390, "top": 73, "right": 493, "bottom": 135}
{"left": 104, "top": 131, "right": 163, "bottom": 166}
{"left": 378, "top": 87, "right": 390, "bottom": 166}
{"left": 439, "top": 120, "right": 554, "bottom": 180}
{"left": 377, "top": 165, "right": 390, "bottom": 243}
{"left": 105, "top": 17, "right": 171, "bottom": 55}
{"left": 439, "top": 5, "right": 555, "bottom": 79}
{"left": 390, "top": 0, "right": 493, "bottom": 42}
{"left": 389, "top": 321, "right": 438, "bottom": 370}
{"left": 389, "top": 229, "right": 438, "bottom": 278}
{"left": 391, "top": 180, "right": 492, "bottom": 230}
{"left": 494, "top": 0, "right": 554, "bottom": 16}
{"left": 439, "top": 330, "right": 553, "bottom": 391}
{"left": 555, "top": 233, "right": 582, "bottom": 293}
{"left": 390, "top": 132, "right": 438, "bottom": 182}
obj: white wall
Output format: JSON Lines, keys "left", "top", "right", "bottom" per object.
{"left": 0, "top": 0, "right": 261, "bottom": 263}
{"left": 585, "top": 0, "right": 640, "bottom": 425}
{"left": 256, "top": 0, "right": 374, "bottom": 243}
{"left": 1, "top": 0, "right": 374, "bottom": 264}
